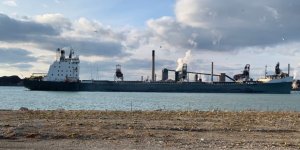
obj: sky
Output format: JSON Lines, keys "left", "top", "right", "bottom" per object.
{"left": 0, "top": 0, "right": 300, "bottom": 81}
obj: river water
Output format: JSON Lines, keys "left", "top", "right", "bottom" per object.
{"left": 0, "top": 86, "right": 299, "bottom": 111}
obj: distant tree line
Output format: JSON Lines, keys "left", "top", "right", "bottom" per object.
{"left": 0, "top": 75, "right": 23, "bottom": 86}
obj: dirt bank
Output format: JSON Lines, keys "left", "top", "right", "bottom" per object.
{"left": 1, "top": 110, "right": 300, "bottom": 149}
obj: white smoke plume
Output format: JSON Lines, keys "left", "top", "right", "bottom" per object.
{"left": 292, "top": 81, "right": 298, "bottom": 89}
{"left": 292, "top": 70, "right": 298, "bottom": 89}
{"left": 293, "top": 70, "right": 297, "bottom": 79}
{"left": 176, "top": 50, "right": 191, "bottom": 71}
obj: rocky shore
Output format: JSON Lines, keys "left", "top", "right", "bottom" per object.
{"left": 0, "top": 110, "right": 300, "bottom": 149}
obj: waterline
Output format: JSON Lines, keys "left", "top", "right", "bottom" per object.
{"left": 0, "top": 86, "right": 299, "bottom": 111}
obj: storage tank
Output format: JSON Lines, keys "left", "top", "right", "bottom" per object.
{"left": 219, "top": 73, "right": 226, "bottom": 82}
{"left": 162, "top": 68, "right": 168, "bottom": 81}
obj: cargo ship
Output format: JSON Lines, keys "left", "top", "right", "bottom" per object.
{"left": 24, "top": 49, "right": 293, "bottom": 94}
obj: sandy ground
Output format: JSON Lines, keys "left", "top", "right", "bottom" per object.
{"left": 0, "top": 110, "right": 300, "bottom": 149}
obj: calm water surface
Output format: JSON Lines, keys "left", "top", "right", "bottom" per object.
{"left": 0, "top": 86, "right": 299, "bottom": 111}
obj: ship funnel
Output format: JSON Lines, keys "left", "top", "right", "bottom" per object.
{"left": 60, "top": 49, "right": 65, "bottom": 60}
{"left": 152, "top": 50, "right": 155, "bottom": 82}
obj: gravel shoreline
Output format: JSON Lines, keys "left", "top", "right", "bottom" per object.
{"left": 1, "top": 110, "right": 300, "bottom": 149}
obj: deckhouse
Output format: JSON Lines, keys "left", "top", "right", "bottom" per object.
{"left": 43, "top": 48, "right": 80, "bottom": 82}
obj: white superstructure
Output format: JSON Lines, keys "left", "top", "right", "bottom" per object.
{"left": 258, "top": 62, "right": 293, "bottom": 83}
{"left": 43, "top": 48, "right": 80, "bottom": 82}
{"left": 258, "top": 76, "right": 293, "bottom": 83}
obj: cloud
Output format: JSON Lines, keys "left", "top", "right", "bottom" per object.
{"left": 124, "top": 58, "right": 174, "bottom": 70}
{"left": 11, "top": 63, "right": 33, "bottom": 71}
{"left": 34, "top": 13, "right": 71, "bottom": 30}
{"left": 0, "top": 48, "right": 37, "bottom": 64}
{"left": 175, "top": 0, "right": 286, "bottom": 28}
{"left": 146, "top": 16, "right": 217, "bottom": 51}
{"left": 148, "top": 0, "right": 300, "bottom": 51}
{"left": 62, "top": 17, "right": 124, "bottom": 42}
{"left": 35, "top": 37, "right": 127, "bottom": 57}
{"left": 0, "top": 14, "right": 129, "bottom": 57}
{"left": 0, "top": 14, "right": 59, "bottom": 42}
{"left": 2, "top": 0, "right": 17, "bottom": 7}
{"left": 1, "top": 0, "right": 300, "bottom": 79}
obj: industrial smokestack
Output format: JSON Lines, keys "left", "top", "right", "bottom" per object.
{"left": 175, "top": 71, "right": 179, "bottom": 82}
{"left": 182, "top": 63, "right": 187, "bottom": 80}
{"left": 288, "top": 64, "right": 290, "bottom": 77}
{"left": 152, "top": 50, "right": 155, "bottom": 82}
{"left": 211, "top": 62, "right": 214, "bottom": 82}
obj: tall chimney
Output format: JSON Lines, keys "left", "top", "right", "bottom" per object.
{"left": 152, "top": 50, "right": 155, "bottom": 82}
{"left": 288, "top": 64, "right": 290, "bottom": 77}
{"left": 211, "top": 62, "right": 214, "bottom": 82}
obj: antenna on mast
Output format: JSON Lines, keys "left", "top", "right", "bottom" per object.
{"left": 265, "top": 65, "right": 267, "bottom": 78}
{"left": 56, "top": 48, "right": 61, "bottom": 61}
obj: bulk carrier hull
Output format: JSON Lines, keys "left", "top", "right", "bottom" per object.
{"left": 24, "top": 49, "right": 293, "bottom": 94}
{"left": 23, "top": 80, "right": 292, "bottom": 94}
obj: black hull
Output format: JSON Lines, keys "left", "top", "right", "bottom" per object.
{"left": 23, "top": 80, "right": 292, "bottom": 94}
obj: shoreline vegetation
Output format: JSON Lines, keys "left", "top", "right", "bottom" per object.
{"left": 0, "top": 109, "right": 300, "bottom": 149}
{"left": 0, "top": 76, "right": 23, "bottom": 86}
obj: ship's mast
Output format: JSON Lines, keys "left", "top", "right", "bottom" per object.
{"left": 56, "top": 48, "right": 61, "bottom": 61}
{"left": 265, "top": 65, "right": 267, "bottom": 78}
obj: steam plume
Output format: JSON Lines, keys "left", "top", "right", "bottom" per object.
{"left": 176, "top": 50, "right": 191, "bottom": 71}
{"left": 292, "top": 81, "right": 298, "bottom": 89}
{"left": 292, "top": 70, "right": 298, "bottom": 89}
{"left": 293, "top": 70, "right": 297, "bottom": 80}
